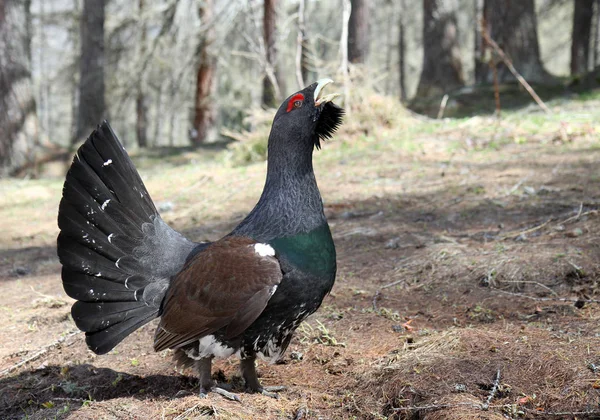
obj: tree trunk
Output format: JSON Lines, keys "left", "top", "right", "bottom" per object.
{"left": 474, "top": 0, "right": 486, "bottom": 83}
{"left": 595, "top": 0, "right": 600, "bottom": 66}
{"left": 295, "top": 0, "right": 309, "bottom": 88}
{"left": 74, "top": 0, "right": 106, "bottom": 144}
{"left": 262, "top": 0, "right": 282, "bottom": 108}
{"left": 571, "top": 0, "right": 594, "bottom": 75}
{"left": 191, "top": 0, "right": 216, "bottom": 146}
{"left": 481, "top": 0, "right": 553, "bottom": 84}
{"left": 384, "top": 0, "right": 393, "bottom": 93}
{"left": 0, "top": 0, "right": 39, "bottom": 177}
{"left": 348, "top": 0, "right": 369, "bottom": 63}
{"left": 136, "top": 0, "right": 148, "bottom": 147}
{"left": 398, "top": 0, "right": 407, "bottom": 101}
{"left": 416, "top": 0, "right": 464, "bottom": 97}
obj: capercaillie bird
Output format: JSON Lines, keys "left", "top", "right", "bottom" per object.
{"left": 57, "top": 79, "right": 343, "bottom": 399}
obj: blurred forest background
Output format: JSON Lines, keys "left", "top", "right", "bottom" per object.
{"left": 0, "top": 0, "right": 599, "bottom": 176}
{"left": 3, "top": 2, "right": 600, "bottom": 418}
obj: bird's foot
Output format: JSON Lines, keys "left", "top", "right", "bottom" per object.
{"left": 199, "top": 386, "right": 241, "bottom": 402}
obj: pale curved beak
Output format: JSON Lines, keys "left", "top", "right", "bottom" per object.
{"left": 314, "top": 78, "right": 341, "bottom": 106}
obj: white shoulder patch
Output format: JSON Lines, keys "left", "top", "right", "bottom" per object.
{"left": 253, "top": 243, "right": 275, "bottom": 257}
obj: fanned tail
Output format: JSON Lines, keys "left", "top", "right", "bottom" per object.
{"left": 57, "top": 122, "right": 197, "bottom": 354}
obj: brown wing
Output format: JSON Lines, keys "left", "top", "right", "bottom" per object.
{"left": 153, "top": 237, "right": 282, "bottom": 351}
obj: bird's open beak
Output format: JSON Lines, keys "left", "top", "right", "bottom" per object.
{"left": 314, "top": 78, "right": 341, "bottom": 106}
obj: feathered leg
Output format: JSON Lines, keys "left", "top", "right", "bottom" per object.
{"left": 195, "top": 357, "right": 240, "bottom": 402}
{"left": 240, "top": 357, "right": 286, "bottom": 399}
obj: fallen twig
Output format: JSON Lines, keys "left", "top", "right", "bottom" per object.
{"left": 499, "top": 218, "right": 553, "bottom": 241}
{"left": 524, "top": 408, "right": 600, "bottom": 417}
{"left": 392, "top": 402, "right": 503, "bottom": 413}
{"left": 482, "top": 369, "right": 501, "bottom": 410}
{"left": 380, "top": 279, "right": 404, "bottom": 290}
{"left": 490, "top": 287, "right": 600, "bottom": 304}
{"left": 505, "top": 177, "right": 528, "bottom": 196}
{"left": 437, "top": 94, "right": 449, "bottom": 119}
{"left": 0, "top": 330, "right": 81, "bottom": 378}
{"left": 391, "top": 402, "right": 600, "bottom": 418}
{"left": 294, "top": 405, "right": 308, "bottom": 420}
{"left": 557, "top": 208, "right": 597, "bottom": 227}
{"left": 173, "top": 403, "right": 217, "bottom": 420}
{"left": 480, "top": 24, "right": 550, "bottom": 114}
{"left": 372, "top": 290, "right": 380, "bottom": 311}
{"left": 503, "top": 280, "right": 558, "bottom": 296}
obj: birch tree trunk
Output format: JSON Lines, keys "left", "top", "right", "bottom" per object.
{"left": 0, "top": 0, "right": 39, "bottom": 177}
{"left": 74, "top": 0, "right": 106, "bottom": 144}
{"left": 136, "top": 0, "right": 148, "bottom": 147}
{"left": 398, "top": 0, "right": 406, "bottom": 101}
{"left": 295, "top": 0, "right": 308, "bottom": 88}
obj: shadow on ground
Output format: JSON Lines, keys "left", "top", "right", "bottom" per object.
{"left": 0, "top": 364, "right": 197, "bottom": 419}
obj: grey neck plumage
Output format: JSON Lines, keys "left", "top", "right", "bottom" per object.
{"left": 231, "top": 142, "right": 327, "bottom": 243}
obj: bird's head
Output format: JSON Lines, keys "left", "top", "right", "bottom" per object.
{"left": 270, "top": 79, "right": 344, "bottom": 153}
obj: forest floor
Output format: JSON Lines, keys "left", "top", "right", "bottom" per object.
{"left": 1, "top": 91, "right": 600, "bottom": 419}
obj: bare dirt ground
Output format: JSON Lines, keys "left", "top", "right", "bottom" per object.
{"left": 1, "top": 98, "right": 599, "bottom": 419}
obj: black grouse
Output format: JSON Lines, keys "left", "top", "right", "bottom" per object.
{"left": 57, "top": 79, "right": 344, "bottom": 399}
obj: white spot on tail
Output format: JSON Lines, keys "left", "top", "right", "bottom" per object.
{"left": 107, "top": 233, "right": 114, "bottom": 243}
{"left": 254, "top": 243, "right": 275, "bottom": 257}
{"left": 95, "top": 272, "right": 101, "bottom": 277}
{"left": 101, "top": 199, "right": 111, "bottom": 210}
{"left": 115, "top": 257, "right": 121, "bottom": 269}
{"left": 102, "top": 159, "right": 113, "bottom": 167}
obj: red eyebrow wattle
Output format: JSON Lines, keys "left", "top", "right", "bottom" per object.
{"left": 286, "top": 93, "right": 305, "bottom": 112}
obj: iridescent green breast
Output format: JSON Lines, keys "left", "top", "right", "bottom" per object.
{"left": 268, "top": 223, "right": 336, "bottom": 278}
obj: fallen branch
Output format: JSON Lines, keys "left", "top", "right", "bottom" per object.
{"left": 480, "top": 24, "right": 550, "bottom": 114}
{"left": 380, "top": 279, "right": 404, "bottom": 290}
{"left": 372, "top": 290, "right": 381, "bottom": 311}
{"left": 0, "top": 330, "right": 81, "bottom": 378}
{"left": 525, "top": 408, "right": 600, "bottom": 417}
{"left": 482, "top": 369, "right": 501, "bottom": 410}
{"left": 294, "top": 405, "right": 308, "bottom": 420}
{"left": 174, "top": 403, "right": 217, "bottom": 420}
{"left": 392, "top": 402, "right": 503, "bottom": 413}
{"left": 391, "top": 402, "right": 600, "bottom": 418}
{"left": 504, "top": 177, "right": 528, "bottom": 196}
{"left": 557, "top": 208, "right": 597, "bottom": 227}
{"left": 437, "top": 94, "right": 449, "bottom": 119}
{"left": 503, "top": 280, "right": 558, "bottom": 296}
{"left": 490, "top": 288, "right": 600, "bottom": 304}
{"left": 499, "top": 218, "right": 553, "bottom": 241}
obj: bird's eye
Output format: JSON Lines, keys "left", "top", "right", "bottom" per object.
{"left": 286, "top": 93, "right": 305, "bottom": 112}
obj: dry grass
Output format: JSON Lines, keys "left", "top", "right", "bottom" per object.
{"left": 1, "top": 92, "right": 600, "bottom": 419}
